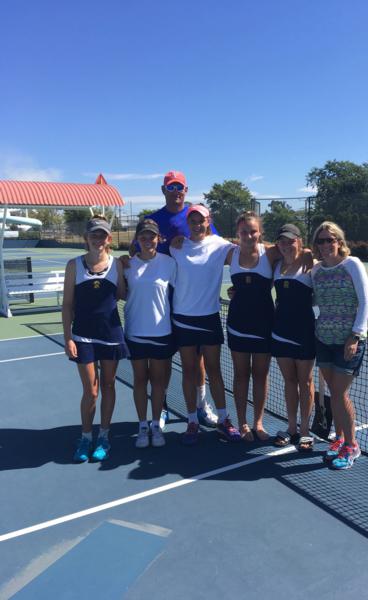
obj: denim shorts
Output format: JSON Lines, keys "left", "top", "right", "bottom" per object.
{"left": 315, "top": 337, "right": 366, "bottom": 377}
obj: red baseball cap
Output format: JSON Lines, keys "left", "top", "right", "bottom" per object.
{"left": 187, "top": 205, "right": 210, "bottom": 219}
{"left": 163, "top": 170, "right": 187, "bottom": 187}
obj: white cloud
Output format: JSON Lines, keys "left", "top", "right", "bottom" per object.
{"left": 0, "top": 153, "right": 62, "bottom": 182}
{"left": 123, "top": 193, "right": 204, "bottom": 206}
{"left": 298, "top": 185, "right": 317, "bottom": 194}
{"left": 247, "top": 175, "right": 264, "bottom": 182}
{"left": 83, "top": 172, "right": 164, "bottom": 181}
{"left": 250, "top": 191, "right": 281, "bottom": 199}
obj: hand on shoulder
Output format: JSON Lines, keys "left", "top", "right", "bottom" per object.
{"left": 170, "top": 235, "right": 185, "bottom": 249}
{"left": 120, "top": 254, "right": 131, "bottom": 269}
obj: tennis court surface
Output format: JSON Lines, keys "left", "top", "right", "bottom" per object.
{"left": 1, "top": 307, "right": 368, "bottom": 599}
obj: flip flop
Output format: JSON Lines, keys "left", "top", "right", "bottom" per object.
{"left": 298, "top": 436, "right": 314, "bottom": 452}
{"left": 252, "top": 428, "right": 270, "bottom": 442}
{"left": 273, "top": 430, "right": 300, "bottom": 447}
{"left": 240, "top": 424, "right": 254, "bottom": 442}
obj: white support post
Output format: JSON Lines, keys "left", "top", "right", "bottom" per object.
{"left": 0, "top": 205, "right": 12, "bottom": 317}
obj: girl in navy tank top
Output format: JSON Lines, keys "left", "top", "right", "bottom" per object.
{"left": 226, "top": 212, "right": 276, "bottom": 442}
{"left": 62, "top": 216, "right": 127, "bottom": 463}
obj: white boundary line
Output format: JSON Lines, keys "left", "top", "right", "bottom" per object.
{"left": 0, "top": 446, "right": 295, "bottom": 542}
{"left": 0, "top": 352, "right": 64, "bottom": 363}
{"left": 0, "top": 333, "right": 63, "bottom": 343}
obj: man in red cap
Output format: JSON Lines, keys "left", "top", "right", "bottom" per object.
{"left": 141, "top": 171, "right": 218, "bottom": 428}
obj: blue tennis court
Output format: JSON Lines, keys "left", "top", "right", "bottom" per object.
{"left": 1, "top": 319, "right": 368, "bottom": 599}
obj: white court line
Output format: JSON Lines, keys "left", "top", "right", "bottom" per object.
{"left": 0, "top": 333, "right": 63, "bottom": 343}
{"left": 0, "top": 445, "right": 295, "bottom": 542}
{"left": 355, "top": 424, "right": 368, "bottom": 432}
{"left": 0, "top": 352, "right": 64, "bottom": 364}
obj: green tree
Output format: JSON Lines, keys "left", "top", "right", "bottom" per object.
{"left": 306, "top": 160, "right": 368, "bottom": 240}
{"left": 204, "top": 180, "right": 252, "bottom": 237}
{"left": 137, "top": 208, "right": 154, "bottom": 219}
{"left": 30, "top": 208, "right": 63, "bottom": 229}
{"left": 262, "top": 201, "right": 307, "bottom": 242}
{"left": 63, "top": 209, "right": 91, "bottom": 234}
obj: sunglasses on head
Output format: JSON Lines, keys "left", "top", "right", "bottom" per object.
{"left": 165, "top": 183, "right": 185, "bottom": 192}
{"left": 316, "top": 237, "right": 337, "bottom": 245}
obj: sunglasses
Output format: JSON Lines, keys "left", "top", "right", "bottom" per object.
{"left": 165, "top": 183, "right": 185, "bottom": 192}
{"left": 316, "top": 237, "right": 338, "bottom": 245}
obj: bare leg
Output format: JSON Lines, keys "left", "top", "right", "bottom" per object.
{"left": 326, "top": 370, "right": 356, "bottom": 446}
{"left": 179, "top": 346, "right": 198, "bottom": 414}
{"left": 252, "top": 353, "right": 271, "bottom": 436}
{"left": 131, "top": 359, "right": 149, "bottom": 421}
{"left": 162, "top": 359, "right": 172, "bottom": 411}
{"left": 276, "top": 357, "right": 299, "bottom": 435}
{"left": 295, "top": 359, "right": 315, "bottom": 437}
{"left": 196, "top": 353, "right": 206, "bottom": 387}
{"left": 149, "top": 359, "right": 171, "bottom": 421}
{"left": 202, "top": 345, "right": 225, "bottom": 409}
{"left": 321, "top": 367, "right": 344, "bottom": 438}
{"left": 100, "top": 360, "right": 118, "bottom": 430}
{"left": 77, "top": 362, "right": 99, "bottom": 433}
{"left": 231, "top": 351, "right": 251, "bottom": 430}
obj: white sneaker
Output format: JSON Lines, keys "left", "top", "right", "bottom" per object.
{"left": 135, "top": 427, "right": 149, "bottom": 448}
{"left": 197, "top": 401, "right": 218, "bottom": 427}
{"left": 151, "top": 425, "right": 166, "bottom": 447}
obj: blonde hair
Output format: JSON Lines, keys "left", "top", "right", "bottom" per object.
{"left": 312, "top": 221, "right": 350, "bottom": 259}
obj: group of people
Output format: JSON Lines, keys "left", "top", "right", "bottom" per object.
{"left": 62, "top": 170, "right": 368, "bottom": 471}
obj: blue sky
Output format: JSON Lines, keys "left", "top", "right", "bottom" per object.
{"left": 1, "top": 0, "right": 368, "bottom": 214}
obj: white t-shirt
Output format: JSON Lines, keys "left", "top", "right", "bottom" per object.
{"left": 124, "top": 253, "right": 176, "bottom": 337}
{"left": 170, "top": 235, "right": 233, "bottom": 316}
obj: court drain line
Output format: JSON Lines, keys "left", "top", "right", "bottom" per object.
{"left": 0, "top": 445, "right": 295, "bottom": 543}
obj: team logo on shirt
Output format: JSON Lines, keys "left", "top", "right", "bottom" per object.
{"left": 93, "top": 281, "right": 101, "bottom": 289}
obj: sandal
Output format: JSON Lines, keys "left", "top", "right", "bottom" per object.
{"left": 273, "top": 430, "right": 300, "bottom": 447}
{"left": 252, "top": 428, "right": 270, "bottom": 441}
{"left": 240, "top": 424, "right": 254, "bottom": 442}
{"left": 298, "top": 436, "right": 314, "bottom": 452}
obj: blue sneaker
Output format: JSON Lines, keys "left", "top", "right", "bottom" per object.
{"left": 324, "top": 437, "right": 344, "bottom": 462}
{"left": 91, "top": 437, "right": 111, "bottom": 462}
{"left": 217, "top": 418, "right": 242, "bottom": 442}
{"left": 182, "top": 422, "right": 200, "bottom": 446}
{"left": 159, "top": 409, "right": 169, "bottom": 431}
{"left": 331, "top": 443, "right": 361, "bottom": 470}
{"left": 73, "top": 437, "right": 92, "bottom": 462}
{"left": 197, "top": 402, "right": 218, "bottom": 428}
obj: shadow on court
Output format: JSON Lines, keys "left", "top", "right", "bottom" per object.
{"left": 2, "top": 417, "right": 368, "bottom": 540}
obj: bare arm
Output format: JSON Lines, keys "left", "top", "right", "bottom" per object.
{"left": 62, "top": 259, "right": 77, "bottom": 358}
{"left": 265, "top": 244, "right": 281, "bottom": 267}
{"left": 224, "top": 246, "right": 235, "bottom": 266}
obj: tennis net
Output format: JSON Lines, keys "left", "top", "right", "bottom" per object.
{"left": 117, "top": 299, "right": 368, "bottom": 454}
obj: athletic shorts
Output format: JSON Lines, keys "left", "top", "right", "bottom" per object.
{"left": 172, "top": 313, "right": 224, "bottom": 347}
{"left": 126, "top": 334, "right": 176, "bottom": 360}
{"left": 69, "top": 341, "right": 128, "bottom": 364}
{"left": 315, "top": 337, "right": 366, "bottom": 377}
{"left": 271, "top": 335, "right": 316, "bottom": 360}
{"left": 227, "top": 326, "right": 271, "bottom": 354}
